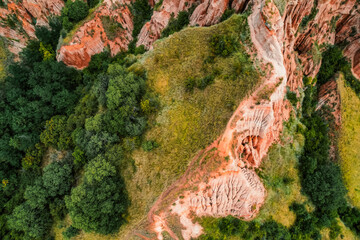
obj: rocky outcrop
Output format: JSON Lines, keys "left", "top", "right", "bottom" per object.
{"left": 136, "top": 0, "right": 250, "bottom": 50}
{"left": 136, "top": 0, "right": 196, "bottom": 49}
{"left": 57, "top": 0, "right": 133, "bottom": 69}
{"left": 0, "top": 0, "right": 64, "bottom": 56}
{"left": 142, "top": 1, "right": 291, "bottom": 239}
{"left": 284, "top": 0, "right": 358, "bottom": 90}
{"left": 316, "top": 79, "right": 341, "bottom": 160}
{"left": 335, "top": 5, "right": 360, "bottom": 79}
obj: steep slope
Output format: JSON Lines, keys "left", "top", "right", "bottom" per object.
{"left": 0, "top": 0, "right": 63, "bottom": 56}
{"left": 57, "top": 0, "right": 133, "bottom": 69}
{"left": 338, "top": 74, "right": 360, "bottom": 208}
{"left": 132, "top": 1, "right": 292, "bottom": 239}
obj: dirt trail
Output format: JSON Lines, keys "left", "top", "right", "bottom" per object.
{"left": 139, "top": 0, "right": 291, "bottom": 239}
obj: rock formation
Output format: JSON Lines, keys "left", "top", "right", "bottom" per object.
{"left": 336, "top": 4, "right": 360, "bottom": 79}
{"left": 57, "top": 0, "right": 133, "bottom": 69}
{"left": 316, "top": 79, "right": 342, "bottom": 160}
{"left": 142, "top": 1, "right": 291, "bottom": 239}
{"left": 0, "top": 0, "right": 64, "bottom": 56}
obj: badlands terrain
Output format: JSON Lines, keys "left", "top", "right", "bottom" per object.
{"left": 0, "top": 0, "right": 360, "bottom": 239}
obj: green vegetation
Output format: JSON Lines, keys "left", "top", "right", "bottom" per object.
{"left": 160, "top": 4, "right": 197, "bottom": 38}
{"left": 161, "top": 11, "right": 190, "bottom": 38}
{"left": 317, "top": 45, "right": 360, "bottom": 96}
{"left": 338, "top": 75, "right": 360, "bottom": 208}
{"left": 299, "top": 0, "right": 318, "bottom": 30}
{"left": 256, "top": 116, "right": 307, "bottom": 227}
{"left": 201, "top": 42, "right": 360, "bottom": 239}
{"left": 128, "top": 0, "right": 153, "bottom": 52}
{"left": 274, "top": 0, "right": 287, "bottom": 16}
{"left": 0, "top": 38, "right": 9, "bottom": 82}
{"left": 0, "top": 10, "right": 150, "bottom": 238}
{"left": 62, "top": 225, "right": 80, "bottom": 239}
{"left": 184, "top": 75, "right": 215, "bottom": 92}
{"left": 65, "top": 155, "right": 128, "bottom": 234}
{"left": 101, "top": 16, "right": 124, "bottom": 40}
{"left": 220, "top": 9, "right": 236, "bottom": 22}
{"left": 209, "top": 34, "right": 239, "bottom": 57}
{"left": 62, "top": 0, "right": 89, "bottom": 31}
{"left": 87, "top": 0, "right": 100, "bottom": 8}
{"left": 102, "top": 14, "right": 261, "bottom": 237}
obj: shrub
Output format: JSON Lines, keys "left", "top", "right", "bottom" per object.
{"left": 101, "top": 16, "right": 123, "bottom": 40}
{"left": 286, "top": 90, "right": 298, "bottom": 106}
{"left": 62, "top": 0, "right": 89, "bottom": 31}
{"left": 209, "top": 34, "right": 239, "bottom": 57}
{"left": 142, "top": 140, "right": 159, "bottom": 152}
{"left": 299, "top": 0, "right": 318, "bottom": 30}
{"left": 196, "top": 75, "right": 215, "bottom": 90}
{"left": 65, "top": 0, "right": 89, "bottom": 22}
{"left": 87, "top": 0, "right": 99, "bottom": 8}
{"left": 184, "top": 78, "right": 196, "bottom": 92}
{"left": 62, "top": 225, "right": 80, "bottom": 239}
{"left": 184, "top": 75, "right": 215, "bottom": 92}
{"left": 220, "top": 9, "right": 235, "bottom": 22}
{"left": 22, "top": 143, "right": 46, "bottom": 169}
{"left": 161, "top": 11, "right": 190, "bottom": 38}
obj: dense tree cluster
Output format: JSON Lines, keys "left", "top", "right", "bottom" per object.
{"left": 62, "top": 0, "right": 89, "bottom": 31}
{"left": 0, "top": 8, "right": 155, "bottom": 238}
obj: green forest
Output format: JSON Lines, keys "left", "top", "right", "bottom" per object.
{"left": 1, "top": 0, "right": 360, "bottom": 239}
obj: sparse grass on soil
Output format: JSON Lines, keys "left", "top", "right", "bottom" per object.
{"left": 256, "top": 116, "right": 308, "bottom": 227}
{"left": 338, "top": 74, "right": 360, "bottom": 208}
{"left": 274, "top": 0, "right": 287, "bottom": 16}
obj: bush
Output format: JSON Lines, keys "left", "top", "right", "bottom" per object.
{"left": 286, "top": 89, "right": 298, "bottom": 106}
{"left": 161, "top": 11, "right": 190, "bottom": 38}
{"left": 87, "top": 0, "right": 99, "bottom": 8}
{"left": 220, "top": 9, "right": 235, "bottom": 22}
{"left": 22, "top": 143, "right": 46, "bottom": 169}
{"left": 142, "top": 140, "right": 159, "bottom": 152}
{"left": 184, "top": 78, "right": 196, "bottom": 92}
{"left": 62, "top": 0, "right": 89, "bottom": 31}
{"left": 299, "top": 0, "right": 318, "bottom": 29}
{"left": 184, "top": 75, "right": 215, "bottom": 92}
{"left": 62, "top": 225, "right": 80, "bottom": 239}
{"left": 128, "top": 0, "right": 152, "bottom": 53}
{"left": 65, "top": 0, "right": 89, "bottom": 22}
{"left": 209, "top": 34, "right": 239, "bottom": 57}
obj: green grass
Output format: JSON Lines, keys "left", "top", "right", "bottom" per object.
{"left": 273, "top": 0, "right": 287, "bottom": 16}
{"left": 256, "top": 116, "right": 308, "bottom": 227}
{"left": 0, "top": 38, "right": 8, "bottom": 82}
{"left": 120, "top": 14, "right": 260, "bottom": 237}
{"left": 54, "top": 14, "right": 260, "bottom": 240}
{"left": 338, "top": 74, "right": 360, "bottom": 208}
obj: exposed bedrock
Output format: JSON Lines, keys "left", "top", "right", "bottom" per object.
{"left": 56, "top": 0, "right": 133, "bottom": 69}
{"left": 145, "top": 1, "right": 290, "bottom": 239}
{"left": 0, "top": 0, "right": 64, "bottom": 56}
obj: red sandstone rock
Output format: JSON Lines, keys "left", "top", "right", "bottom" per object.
{"left": 57, "top": 0, "right": 133, "bottom": 69}
{"left": 136, "top": 0, "right": 196, "bottom": 49}
{"left": 0, "top": 0, "right": 64, "bottom": 56}
{"left": 336, "top": 6, "right": 360, "bottom": 79}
